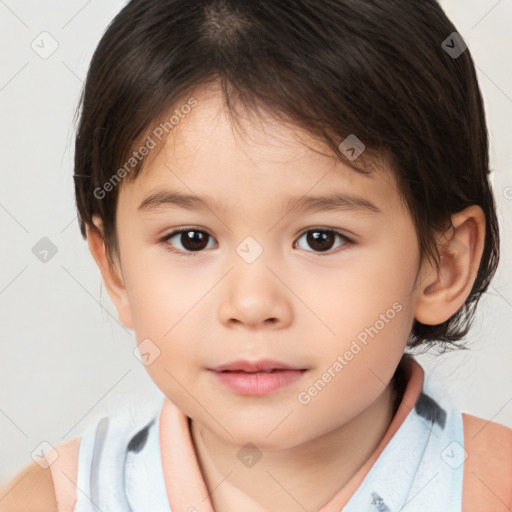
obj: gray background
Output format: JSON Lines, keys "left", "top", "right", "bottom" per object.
{"left": 0, "top": 0, "right": 511, "bottom": 482}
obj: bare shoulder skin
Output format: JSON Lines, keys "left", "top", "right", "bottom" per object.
{"left": 0, "top": 460, "right": 58, "bottom": 512}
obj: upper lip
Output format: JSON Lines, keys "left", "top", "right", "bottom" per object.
{"left": 209, "top": 359, "right": 305, "bottom": 372}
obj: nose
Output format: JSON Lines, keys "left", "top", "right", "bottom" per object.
{"left": 217, "top": 255, "right": 293, "bottom": 330}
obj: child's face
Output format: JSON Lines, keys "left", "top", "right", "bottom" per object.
{"left": 106, "top": 87, "right": 429, "bottom": 448}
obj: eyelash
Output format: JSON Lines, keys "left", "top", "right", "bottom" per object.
{"left": 158, "top": 227, "right": 355, "bottom": 258}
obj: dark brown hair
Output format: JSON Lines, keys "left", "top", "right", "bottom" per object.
{"left": 73, "top": 0, "right": 500, "bottom": 350}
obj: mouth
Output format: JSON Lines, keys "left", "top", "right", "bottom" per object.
{"left": 218, "top": 369, "right": 299, "bottom": 373}
{"left": 209, "top": 359, "right": 306, "bottom": 373}
{"left": 208, "top": 361, "right": 307, "bottom": 395}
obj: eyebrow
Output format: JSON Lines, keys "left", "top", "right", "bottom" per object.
{"left": 137, "top": 190, "right": 382, "bottom": 215}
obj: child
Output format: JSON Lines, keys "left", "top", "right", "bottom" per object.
{"left": 2, "top": 0, "right": 511, "bottom": 510}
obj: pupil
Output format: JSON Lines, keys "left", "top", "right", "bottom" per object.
{"left": 182, "top": 231, "right": 207, "bottom": 251}
{"left": 307, "top": 231, "right": 333, "bottom": 252}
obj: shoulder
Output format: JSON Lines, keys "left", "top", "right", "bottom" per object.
{"left": 0, "top": 397, "right": 166, "bottom": 512}
{"left": 0, "top": 459, "right": 58, "bottom": 512}
{"left": 463, "top": 412, "right": 512, "bottom": 461}
{"left": 0, "top": 434, "right": 82, "bottom": 512}
{"left": 463, "top": 411, "right": 512, "bottom": 439}
{"left": 462, "top": 413, "right": 512, "bottom": 511}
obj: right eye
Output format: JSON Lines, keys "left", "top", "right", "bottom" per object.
{"left": 159, "top": 228, "right": 217, "bottom": 257}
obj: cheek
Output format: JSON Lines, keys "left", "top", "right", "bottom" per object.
{"left": 296, "top": 251, "right": 416, "bottom": 348}
{"left": 297, "top": 302, "right": 411, "bottom": 437}
{"left": 122, "top": 261, "right": 206, "bottom": 377}
{"left": 130, "top": 297, "right": 203, "bottom": 406}
{"left": 298, "top": 236, "right": 416, "bottom": 397}
{"left": 123, "top": 247, "right": 203, "bottom": 331}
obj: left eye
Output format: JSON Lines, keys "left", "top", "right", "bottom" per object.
{"left": 295, "top": 228, "right": 352, "bottom": 254}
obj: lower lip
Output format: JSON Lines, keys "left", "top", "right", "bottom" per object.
{"left": 209, "top": 369, "right": 306, "bottom": 395}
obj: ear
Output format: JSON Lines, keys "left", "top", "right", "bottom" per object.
{"left": 413, "top": 205, "right": 486, "bottom": 325}
{"left": 85, "top": 215, "right": 134, "bottom": 330}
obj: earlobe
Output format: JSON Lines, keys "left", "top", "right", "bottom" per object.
{"left": 413, "top": 205, "right": 486, "bottom": 326}
{"left": 85, "top": 215, "right": 134, "bottom": 330}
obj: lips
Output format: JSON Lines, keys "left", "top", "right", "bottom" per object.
{"left": 224, "top": 369, "right": 281, "bottom": 373}
{"left": 209, "top": 359, "right": 305, "bottom": 373}
{"left": 209, "top": 361, "right": 307, "bottom": 395}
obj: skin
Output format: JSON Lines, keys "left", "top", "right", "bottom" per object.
{"left": 86, "top": 84, "right": 486, "bottom": 512}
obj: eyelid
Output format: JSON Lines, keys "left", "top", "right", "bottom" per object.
{"left": 295, "top": 225, "right": 354, "bottom": 241}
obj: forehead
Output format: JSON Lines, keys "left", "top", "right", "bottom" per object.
{"left": 118, "top": 86, "right": 400, "bottom": 217}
